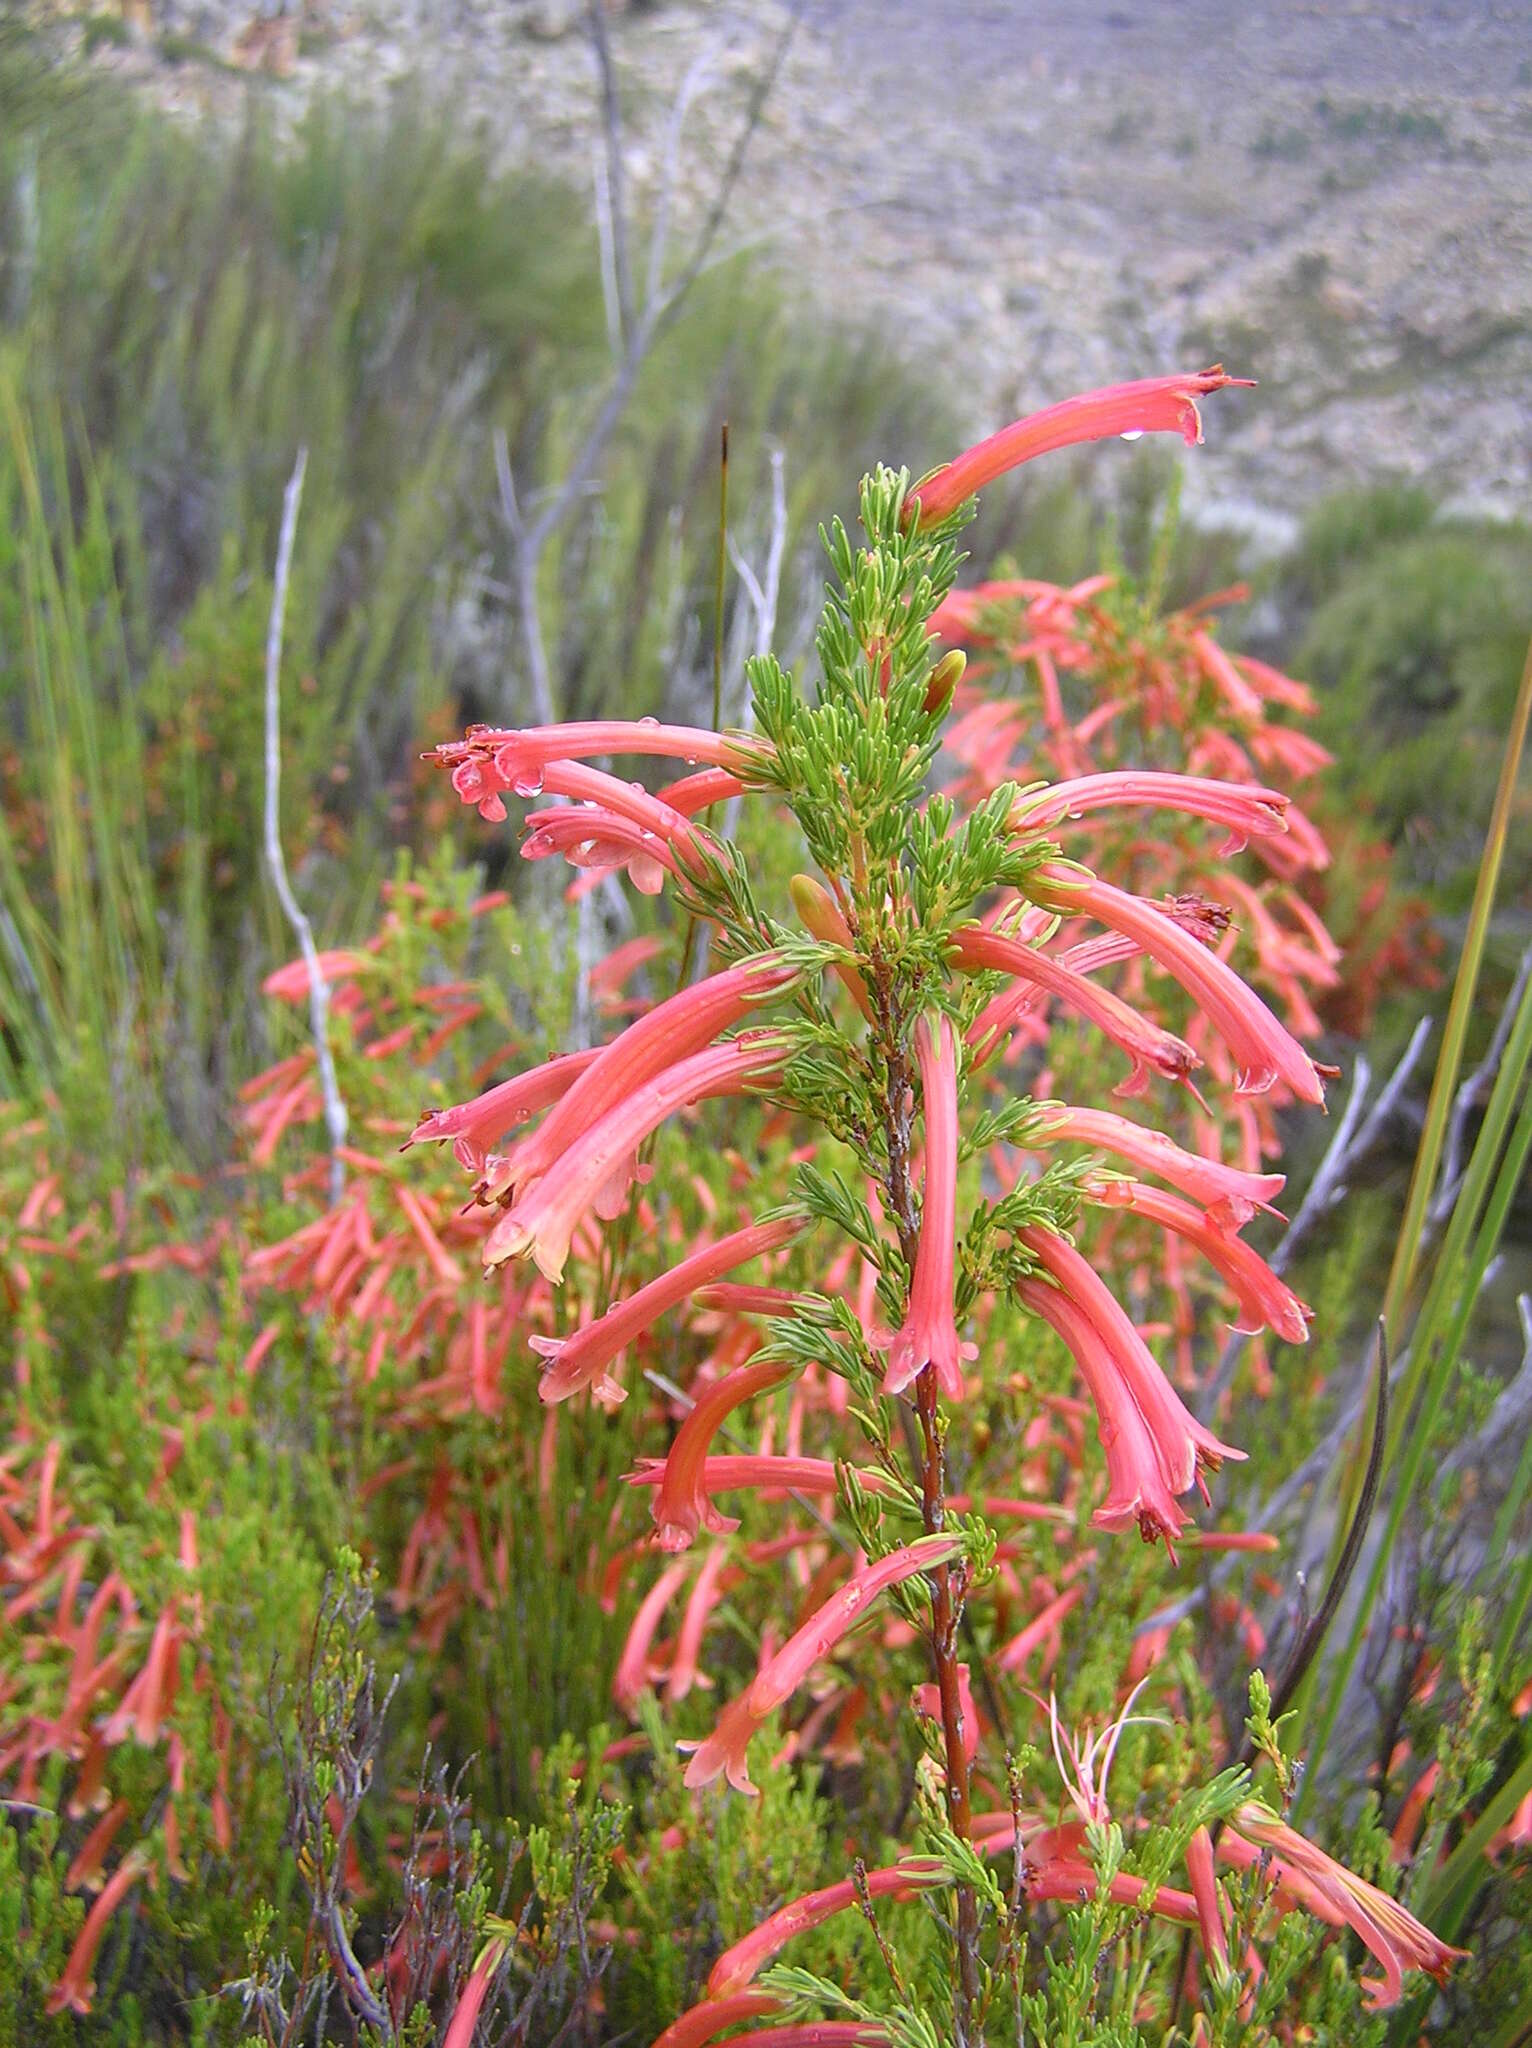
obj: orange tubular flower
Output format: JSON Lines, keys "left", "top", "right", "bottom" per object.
{"left": 1010, "top": 770, "right": 1290, "bottom": 858}
{"left": 1186, "top": 1825, "right": 1232, "bottom": 1981}
{"left": 47, "top": 1851, "right": 150, "bottom": 2016}
{"left": 1086, "top": 1178, "right": 1311, "bottom": 1342}
{"left": 905, "top": 368, "right": 1253, "bottom": 527}
{"left": 1017, "top": 1227, "right": 1242, "bottom": 1496}
{"left": 1015, "top": 1276, "right": 1193, "bottom": 1549}
{"left": 1224, "top": 1803, "right": 1466, "bottom": 2010}
{"left": 680, "top": 1535, "right": 960, "bottom": 1794}
{"left": 530, "top": 1213, "right": 807, "bottom": 1405}
{"left": 407, "top": 1048, "right": 602, "bottom": 1169}
{"left": 1031, "top": 866, "right": 1329, "bottom": 1105}
{"left": 479, "top": 955, "right": 797, "bottom": 1209}
{"left": 880, "top": 1015, "right": 973, "bottom": 1399}
{"left": 436, "top": 720, "right": 769, "bottom": 816}
{"left": 442, "top": 1933, "right": 510, "bottom": 2048}
{"left": 706, "top": 1859, "right": 948, "bottom": 1997}
{"left": 483, "top": 1033, "right": 787, "bottom": 1281}
{"left": 651, "top": 1991, "right": 784, "bottom": 2048}
{"left": 644, "top": 1357, "right": 799, "bottom": 1551}
{"left": 1032, "top": 1104, "right": 1284, "bottom": 1229}
{"left": 952, "top": 925, "right": 1202, "bottom": 1096}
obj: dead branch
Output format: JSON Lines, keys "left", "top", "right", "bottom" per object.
{"left": 262, "top": 449, "right": 348, "bottom": 1207}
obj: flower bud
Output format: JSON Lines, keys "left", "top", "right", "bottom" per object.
{"left": 789, "top": 875, "right": 872, "bottom": 1019}
{"left": 923, "top": 647, "right": 966, "bottom": 716}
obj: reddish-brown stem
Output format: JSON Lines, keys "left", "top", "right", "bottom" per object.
{"left": 863, "top": 910, "right": 981, "bottom": 2046}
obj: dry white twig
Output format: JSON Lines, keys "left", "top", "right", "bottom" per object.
{"left": 263, "top": 448, "right": 348, "bottom": 1206}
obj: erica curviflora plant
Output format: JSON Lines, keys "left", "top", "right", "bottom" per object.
{"left": 419, "top": 370, "right": 1460, "bottom": 2044}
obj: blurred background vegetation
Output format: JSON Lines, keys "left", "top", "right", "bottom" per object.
{"left": 1, "top": 12, "right": 1530, "bottom": 2043}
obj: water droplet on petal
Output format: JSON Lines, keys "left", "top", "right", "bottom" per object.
{"left": 1119, "top": 429, "right": 1144, "bottom": 443}
{"left": 638, "top": 715, "right": 660, "bottom": 728}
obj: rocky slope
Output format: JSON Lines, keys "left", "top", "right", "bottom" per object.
{"left": 36, "top": 0, "right": 1532, "bottom": 528}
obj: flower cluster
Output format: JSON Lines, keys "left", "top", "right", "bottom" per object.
{"left": 413, "top": 374, "right": 1461, "bottom": 2040}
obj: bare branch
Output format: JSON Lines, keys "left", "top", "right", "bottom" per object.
{"left": 649, "top": 2, "right": 806, "bottom": 326}
{"left": 493, "top": 426, "right": 558, "bottom": 726}
{"left": 262, "top": 449, "right": 348, "bottom": 1207}
{"left": 587, "top": 0, "right": 636, "bottom": 346}
{"left": 646, "top": 46, "right": 717, "bottom": 313}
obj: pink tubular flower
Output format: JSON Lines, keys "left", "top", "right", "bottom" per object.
{"left": 1225, "top": 1802, "right": 1466, "bottom": 2010}
{"left": 1031, "top": 867, "right": 1329, "bottom": 1104}
{"left": 519, "top": 804, "right": 689, "bottom": 896}
{"left": 707, "top": 1860, "right": 947, "bottom": 1997}
{"left": 905, "top": 368, "right": 1253, "bottom": 526}
{"left": 531, "top": 1214, "right": 807, "bottom": 1405}
{"left": 657, "top": 765, "right": 750, "bottom": 815}
{"left": 1186, "top": 1825, "right": 1232, "bottom": 1981}
{"left": 407, "top": 1048, "right": 602, "bottom": 1169}
{"left": 1009, "top": 771, "right": 1290, "bottom": 858}
{"left": 1033, "top": 1104, "right": 1284, "bottom": 1229}
{"left": 484, "top": 1032, "right": 787, "bottom": 1281}
{"left": 46, "top": 1852, "right": 149, "bottom": 2015}
{"left": 881, "top": 1015, "right": 973, "bottom": 1399}
{"left": 1016, "top": 1277, "right": 1192, "bottom": 1549}
{"left": 1087, "top": 1178, "right": 1311, "bottom": 1341}
{"left": 1018, "top": 1227, "right": 1242, "bottom": 1494}
{"left": 680, "top": 1534, "right": 961, "bottom": 1794}
{"left": 482, "top": 955, "right": 796, "bottom": 1209}
{"left": 613, "top": 1556, "right": 693, "bottom": 1710}
{"left": 534, "top": 761, "right": 711, "bottom": 866}
{"left": 667, "top": 2030, "right": 885, "bottom": 2048}
{"left": 651, "top": 1991, "right": 784, "bottom": 2048}
{"left": 442, "top": 1933, "right": 510, "bottom": 2048}
{"left": 952, "top": 925, "right": 1202, "bottom": 1097}
{"left": 435, "top": 720, "right": 768, "bottom": 811}
{"left": 644, "top": 1357, "right": 799, "bottom": 1551}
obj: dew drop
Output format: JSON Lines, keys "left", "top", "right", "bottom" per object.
{"left": 1119, "top": 429, "right": 1144, "bottom": 443}
{"left": 638, "top": 714, "right": 660, "bottom": 728}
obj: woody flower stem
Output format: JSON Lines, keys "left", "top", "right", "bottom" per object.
{"left": 864, "top": 936, "right": 981, "bottom": 2043}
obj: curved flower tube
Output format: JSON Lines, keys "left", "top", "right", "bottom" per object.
{"left": 1186, "top": 1825, "right": 1232, "bottom": 1981}
{"left": 534, "top": 760, "right": 713, "bottom": 869}
{"left": 1010, "top": 771, "right": 1290, "bottom": 857}
{"left": 1086, "top": 1178, "right": 1311, "bottom": 1341}
{"left": 1015, "top": 1277, "right": 1194, "bottom": 1551}
{"left": 485, "top": 1033, "right": 786, "bottom": 1281}
{"left": 626, "top": 1454, "right": 896, "bottom": 1505}
{"left": 905, "top": 368, "right": 1253, "bottom": 527}
{"left": 483, "top": 956, "right": 796, "bottom": 1208}
{"left": 435, "top": 720, "right": 769, "bottom": 809}
{"left": 407, "top": 1047, "right": 601, "bottom": 1168}
{"left": 520, "top": 804, "right": 688, "bottom": 896}
{"left": 707, "top": 1860, "right": 948, "bottom": 1997}
{"left": 1018, "top": 1228, "right": 1242, "bottom": 1494}
{"left": 658, "top": 766, "right": 749, "bottom": 815}
{"left": 952, "top": 925, "right": 1202, "bottom": 1097}
{"left": 651, "top": 1991, "right": 784, "bottom": 2048}
{"left": 1224, "top": 1802, "right": 1466, "bottom": 2010}
{"left": 1032, "top": 1103, "right": 1284, "bottom": 1229}
{"left": 46, "top": 1852, "right": 150, "bottom": 2015}
{"left": 442, "top": 1934, "right": 511, "bottom": 2048}
{"left": 1031, "top": 867, "right": 1328, "bottom": 1104}
{"left": 881, "top": 1014, "right": 973, "bottom": 1398}
{"left": 680, "top": 1534, "right": 960, "bottom": 1794}
{"left": 613, "top": 1556, "right": 693, "bottom": 1711}
{"left": 645, "top": 1358, "right": 800, "bottom": 1551}
{"left": 530, "top": 1214, "right": 807, "bottom": 1405}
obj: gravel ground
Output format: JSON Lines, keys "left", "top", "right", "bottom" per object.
{"left": 42, "top": 0, "right": 1532, "bottom": 527}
